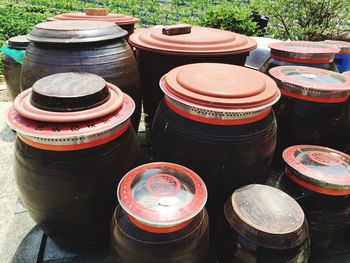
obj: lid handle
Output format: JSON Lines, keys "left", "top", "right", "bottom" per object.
{"left": 162, "top": 24, "right": 192, "bottom": 36}
{"left": 85, "top": 8, "right": 109, "bottom": 16}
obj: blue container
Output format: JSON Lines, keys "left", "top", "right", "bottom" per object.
{"left": 321, "top": 40, "right": 350, "bottom": 73}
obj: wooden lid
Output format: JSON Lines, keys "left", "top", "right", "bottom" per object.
{"left": 27, "top": 20, "right": 127, "bottom": 43}
{"left": 129, "top": 25, "right": 257, "bottom": 55}
{"left": 224, "top": 184, "right": 308, "bottom": 249}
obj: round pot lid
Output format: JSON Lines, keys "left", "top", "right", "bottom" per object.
{"left": 224, "top": 184, "right": 308, "bottom": 250}
{"left": 7, "top": 72, "right": 134, "bottom": 148}
{"left": 118, "top": 162, "right": 207, "bottom": 228}
{"left": 7, "top": 35, "right": 29, "bottom": 50}
{"left": 269, "top": 66, "right": 350, "bottom": 102}
{"left": 283, "top": 145, "right": 350, "bottom": 196}
{"left": 269, "top": 41, "right": 340, "bottom": 63}
{"left": 321, "top": 40, "right": 350, "bottom": 54}
{"left": 129, "top": 25, "right": 257, "bottom": 55}
{"left": 50, "top": 10, "right": 140, "bottom": 26}
{"left": 161, "top": 63, "right": 280, "bottom": 110}
{"left": 27, "top": 20, "right": 127, "bottom": 43}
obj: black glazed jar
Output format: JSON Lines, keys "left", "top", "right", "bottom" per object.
{"left": 111, "top": 162, "right": 209, "bottom": 263}
{"left": 272, "top": 145, "right": 350, "bottom": 254}
{"left": 259, "top": 41, "right": 340, "bottom": 75}
{"left": 151, "top": 63, "right": 280, "bottom": 220}
{"left": 269, "top": 66, "right": 350, "bottom": 166}
{"left": 216, "top": 184, "right": 310, "bottom": 263}
{"left": 7, "top": 72, "right": 140, "bottom": 250}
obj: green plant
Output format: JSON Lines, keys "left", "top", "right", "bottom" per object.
{"left": 185, "top": 1, "right": 261, "bottom": 36}
{"left": 252, "top": 0, "right": 350, "bottom": 40}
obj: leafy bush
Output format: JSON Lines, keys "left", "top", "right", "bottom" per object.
{"left": 252, "top": 0, "right": 350, "bottom": 40}
{"left": 192, "top": 2, "right": 261, "bottom": 35}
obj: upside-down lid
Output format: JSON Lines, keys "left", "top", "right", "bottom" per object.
{"left": 283, "top": 145, "right": 350, "bottom": 196}
{"left": 321, "top": 40, "right": 350, "bottom": 54}
{"left": 224, "top": 184, "right": 308, "bottom": 250}
{"left": 27, "top": 20, "right": 127, "bottom": 43}
{"left": 118, "top": 162, "right": 207, "bottom": 228}
{"left": 269, "top": 41, "right": 340, "bottom": 63}
{"left": 129, "top": 25, "right": 257, "bottom": 55}
{"left": 7, "top": 35, "right": 29, "bottom": 50}
{"left": 7, "top": 72, "right": 134, "bottom": 149}
{"left": 50, "top": 10, "right": 140, "bottom": 26}
{"left": 269, "top": 66, "right": 350, "bottom": 102}
{"left": 161, "top": 63, "right": 280, "bottom": 109}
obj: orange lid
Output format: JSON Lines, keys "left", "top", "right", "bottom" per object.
{"left": 129, "top": 26, "right": 257, "bottom": 55}
{"left": 50, "top": 12, "right": 140, "bottom": 26}
{"left": 161, "top": 63, "right": 280, "bottom": 109}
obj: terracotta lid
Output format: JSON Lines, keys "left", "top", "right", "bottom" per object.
{"left": 118, "top": 162, "right": 207, "bottom": 229}
{"left": 7, "top": 72, "right": 134, "bottom": 150}
{"left": 27, "top": 20, "right": 127, "bottom": 43}
{"left": 283, "top": 145, "right": 350, "bottom": 196}
{"left": 224, "top": 184, "right": 308, "bottom": 250}
{"left": 269, "top": 41, "right": 340, "bottom": 64}
{"left": 269, "top": 66, "right": 350, "bottom": 103}
{"left": 50, "top": 10, "right": 140, "bottom": 26}
{"left": 129, "top": 25, "right": 257, "bottom": 55}
{"left": 7, "top": 35, "right": 29, "bottom": 50}
{"left": 321, "top": 40, "right": 350, "bottom": 54}
{"left": 161, "top": 63, "right": 280, "bottom": 109}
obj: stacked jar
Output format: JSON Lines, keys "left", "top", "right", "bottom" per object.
{"left": 268, "top": 66, "right": 350, "bottom": 166}
{"left": 216, "top": 184, "right": 310, "bottom": 263}
{"left": 111, "top": 162, "right": 209, "bottom": 263}
{"left": 20, "top": 20, "right": 142, "bottom": 131}
{"left": 151, "top": 63, "right": 280, "bottom": 220}
{"left": 7, "top": 72, "right": 140, "bottom": 249}
{"left": 1, "top": 35, "right": 29, "bottom": 101}
{"left": 259, "top": 41, "right": 340, "bottom": 75}
{"left": 272, "top": 145, "right": 350, "bottom": 256}
{"left": 129, "top": 24, "right": 257, "bottom": 131}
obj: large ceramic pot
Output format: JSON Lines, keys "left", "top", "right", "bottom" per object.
{"left": 111, "top": 162, "right": 209, "bottom": 263}
{"left": 1, "top": 35, "right": 29, "bottom": 101}
{"left": 259, "top": 41, "right": 340, "bottom": 75}
{"left": 320, "top": 40, "right": 350, "bottom": 73}
{"left": 20, "top": 20, "right": 142, "bottom": 131}
{"left": 129, "top": 25, "right": 257, "bottom": 129}
{"left": 216, "top": 184, "right": 310, "bottom": 263}
{"left": 272, "top": 145, "right": 350, "bottom": 256}
{"left": 48, "top": 8, "right": 140, "bottom": 40}
{"left": 269, "top": 66, "right": 350, "bottom": 166}
{"left": 7, "top": 72, "right": 140, "bottom": 249}
{"left": 151, "top": 63, "right": 280, "bottom": 220}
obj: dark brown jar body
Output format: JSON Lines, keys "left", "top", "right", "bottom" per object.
{"left": 20, "top": 40, "right": 142, "bottom": 130}
{"left": 136, "top": 50, "right": 249, "bottom": 129}
{"left": 151, "top": 99, "right": 277, "bottom": 218}
{"left": 2, "top": 54, "right": 22, "bottom": 101}
{"left": 111, "top": 205, "right": 209, "bottom": 263}
{"left": 14, "top": 126, "right": 140, "bottom": 250}
{"left": 273, "top": 97, "right": 349, "bottom": 167}
{"left": 259, "top": 57, "right": 338, "bottom": 76}
{"left": 271, "top": 173, "right": 350, "bottom": 254}
{"left": 216, "top": 216, "right": 310, "bottom": 263}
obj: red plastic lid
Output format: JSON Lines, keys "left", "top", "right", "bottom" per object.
{"left": 7, "top": 73, "right": 134, "bottom": 150}
{"left": 50, "top": 12, "right": 140, "bottom": 26}
{"left": 129, "top": 26, "right": 257, "bottom": 55}
{"left": 269, "top": 66, "right": 350, "bottom": 103}
{"left": 162, "top": 63, "right": 280, "bottom": 109}
{"left": 269, "top": 41, "right": 340, "bottom": 64}
{"left": 118, "top": 162, "right": 207, "bottom": 228}
{"left": 321, "top": 40, "right": 350, "bottom": 54}
{"left": 283, "top": 145, "right": 350, "bottom": 196}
